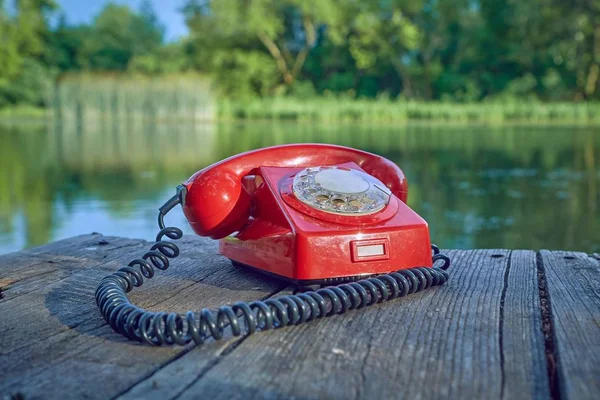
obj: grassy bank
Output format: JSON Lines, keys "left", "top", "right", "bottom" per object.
{"left": 3, "top": 94, "right": 600, "bottom": 125}
{"left": 0, "top": 105, "right": 47, "bottom": 121}
{"left": 218, "top": 98, "right": 600, "bottom": 125}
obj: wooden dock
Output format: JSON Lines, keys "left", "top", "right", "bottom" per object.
{"left": 1, "top": 234, "right": 599, "bottom": 399}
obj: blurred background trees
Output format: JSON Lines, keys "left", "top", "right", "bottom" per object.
{"left": 0, "top": 0, "right": 599, "bottom": 108}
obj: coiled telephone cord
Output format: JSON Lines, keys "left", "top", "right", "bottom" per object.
{"left": 95, "top": 194, "right": 451, "bottom": 346}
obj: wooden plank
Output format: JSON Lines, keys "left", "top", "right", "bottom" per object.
{"left": 120, "top": 249, "right": 549, "bottom": 400}
{"left": 0, "top": 235, "right": 160, "bottom": 353}
{"left": 0, "top": 234, "right": 146, "bottom": 301}
{"left": 539, "top": 250, "right": 600, "bottom": 399}
{"left": 0, "top": 235, "right": 286, "bottom": 400}
{"left": 503, "top": 250, "right": 551, "bottom": 399}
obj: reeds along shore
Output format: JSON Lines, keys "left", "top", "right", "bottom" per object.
{"left": 217, "top": 98, "right": 600, "bottom": 125}
{"left": 49, "top": 74, "right": 215, "bottom": 124}
{"left": 4, "top": 73, "right": 599, "bottom": 125}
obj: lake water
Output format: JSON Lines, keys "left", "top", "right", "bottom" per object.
{"left": 1, "top": 121, "right": 598, "bottom": 254}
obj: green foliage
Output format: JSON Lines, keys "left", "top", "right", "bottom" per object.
{"left": 183, "top": 0, "right": 351, "bottom": 95}
{"left": 13, "top": 0, "right": 57, "bottom": 57}
{"left": 1, "top": 0, "right": 600, "bottom": 113}
{"left": 0, "top": 58, "right": 53, "bottom": 107}
{"left": 0, "top": 0, "right": 57, "bottom": 107}
{"left": 77, "top": 3, "right": 163, "bottom": 70}
{"left": 45, "top": 15, "right": 88, "bottom": 71}
{"left": 0, "top": 5, "right": 22, "bottom": 87}
{"left": 182, "top": 0, "right": 600, "bottom": 101}
{"left": 345, "top": 1, "right": 421, "bottom": 96}
{"left": 128, "top": 42, "right": 188, "bottom": 74}
{"left": 210, "top": 50, "right": 280, "bottom": 98}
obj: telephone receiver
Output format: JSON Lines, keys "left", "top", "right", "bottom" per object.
{"left": 96, "top": 144, "right": 450, "bottom": 346}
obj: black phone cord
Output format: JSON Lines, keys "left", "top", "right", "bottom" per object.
{"left": 95, "top": 194, "right": 451, "bottom": 346}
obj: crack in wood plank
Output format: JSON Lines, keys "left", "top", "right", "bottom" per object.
{"left": 536, "top": 251, "right": 563, "bottom": 400}
{"left": 498, "top": 250, "right": 511, "bottom": 400}
{"left": 538, "top": 250, "right": 600, "bottom": 400}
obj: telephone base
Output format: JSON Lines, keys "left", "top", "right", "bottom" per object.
{"left": 229, "top": 259, "right": 377, "bottom": 291}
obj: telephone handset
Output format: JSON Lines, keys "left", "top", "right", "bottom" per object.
{"left": 96, "top": 144, "right": 450, "bottom": 346}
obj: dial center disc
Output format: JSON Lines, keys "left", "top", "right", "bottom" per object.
{"left": 314, "top": 168, "right": 370, "bottom": 193}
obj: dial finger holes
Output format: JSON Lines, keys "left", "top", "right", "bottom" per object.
{"left": 331, "top": 197, "right": 346, "bottom": 207}
{"left": 349, "top": 200, "right": 362, "bottom": 208}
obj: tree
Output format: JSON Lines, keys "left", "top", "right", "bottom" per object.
{"left": 0, "top": 1, "right": 22, "bottom": 89}
{"left": 128, "top": 42, "right": 189, "bottom": 74}
{"left": 343, "top": 1, "right": 422, "bottom": 98}
{"left": 78, "top": 4, "right": 163, "bottom": 71}
{"left": 45, "top": 14, "right": 89, "bottom": 71}
{"left": 0, "top": 0, "right": 57, "bottom": 107}
{"left": 3, "top": 0, "right": 600, "bottom": 107}
{"left": 136, "top": 0, "right": 165, "bottom": 53}
{"left": 184, "top": 0, "right": 345, "bottom": 94}
{"left": 13, "top": 0, "right": 57, "bottom": 57}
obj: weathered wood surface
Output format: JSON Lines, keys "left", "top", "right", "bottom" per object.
{"left": 0, "top": 234, "right": 598, "bottom": 400}
{"left": 539, "top": 251, "right": 600, "bottom": 400}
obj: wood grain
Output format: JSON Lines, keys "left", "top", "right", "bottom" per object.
{"left": 0, "top": 235, "right": 285, "bottom": 400}
{"left": 4, "top": 233, "right": 596, "bottom": 400}
{"left": 125, "top": 250, "right": 549, "bottom": 400}
{"left": 0, "top": 234, "right": 145, "bottom": 301}
{"left": 502, "top": 250, "right": 550, "bottom": 399}
{"left": 539, "top": 250, "right": 600, "bottom": 400}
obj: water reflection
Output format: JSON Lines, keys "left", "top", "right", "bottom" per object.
{"left": 0, "top": 121, "right": 598, "bottom": 254}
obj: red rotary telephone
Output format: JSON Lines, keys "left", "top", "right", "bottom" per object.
{"left": 96, "top": 144, "right": 450, "bottom": 346}
{"left": 182, "top": 143, "right": 432, "bottom": 285}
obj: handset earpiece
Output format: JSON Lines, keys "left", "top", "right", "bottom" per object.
{"left": 182, "top": 168, "right": 252, "bottom": 239}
